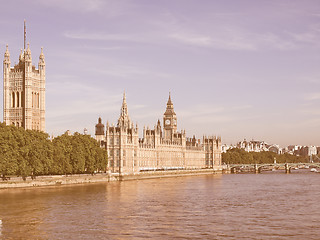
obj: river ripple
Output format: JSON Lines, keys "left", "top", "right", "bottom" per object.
{"left": 0, "top": 171, "right": 320, "bottom": 239}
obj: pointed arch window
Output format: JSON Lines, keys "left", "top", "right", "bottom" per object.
{"left": 37, "top": 93, "right": 40, "bottom": 108}
{"left": 16, "top": 92, "right": 20, "bottom": 108}
{"left": 12, "top": 92, "right": 15, "bottom": 108}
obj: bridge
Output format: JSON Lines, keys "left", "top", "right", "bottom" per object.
{"left": 224, "top": 163, "right": 320, "bottom": 174}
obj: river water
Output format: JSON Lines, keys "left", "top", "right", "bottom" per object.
{"left": 0, "top": 170, "right": 320, "bottom": 239}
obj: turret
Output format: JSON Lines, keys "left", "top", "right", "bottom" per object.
{"left": 117, "top": 91, "right": 131, "bottom": 129}
{"left": 38, "top": 47, "right": 45, "bottom": 74}
{"left": 19, "top": 49, "right": 24, "bottom": 62}
{"left": 25, "top": 43, "right": 32, "bottom": 68}
{"left": 95, "top": 117, "right": 105, "bottom": 145}
{"left": 4, "top": 44, "right": 11, "bottom": 66}
{"left": 3, "top": 45, "right": 11, "bottom": 123}
{"left": 3, "top": 45, "right": 10, "bottom": 76}
{"left": 38, "top": 47, "right": 46, "bottom": 131}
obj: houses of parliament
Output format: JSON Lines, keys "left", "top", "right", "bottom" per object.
{"left": 95, "top": 93, "right": 222, "bottom": 174}
{"left": 3, "top": 22, "right": 221, "bottom": 175}
{"left": 3, "top": 21, "right": 45, "bottom": 131}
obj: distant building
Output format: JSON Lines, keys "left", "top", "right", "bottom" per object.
{"left": 237, "top": 139, "right": 269, "bottom": 152}
{"left": 308, "top": 146, "right": 317, "bottom": 156}
{"left": 268, "top": 144, "right": 282, "bottom": 154}
{"left": 3, "top": 21, "right": 45, "bottom": 131}
{"left": 95, "top": 93, "right": 222, "bottom": 174}
{"left": 221, "top": 144, "right": 234, "bottom": 153}
{"left": 285, "top": 145, "right": 317, "bottom": 156}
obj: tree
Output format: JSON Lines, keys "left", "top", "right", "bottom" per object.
{"left": 0, "top": 122, "right": 108, "bottom": 177}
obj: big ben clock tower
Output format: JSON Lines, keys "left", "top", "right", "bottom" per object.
{"left": 163, "top": 93, "right": 177, "bottom": 139}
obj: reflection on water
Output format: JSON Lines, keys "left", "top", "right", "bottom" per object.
{"left": 0, "top": 172, "right": 320, "bottom": 239}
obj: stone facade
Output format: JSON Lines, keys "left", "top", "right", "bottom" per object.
{"left": 3, "top": 42, "right": 45, "bottom": 131}
{"left": 95, "top": 93, "right": 222, "bottom": 174}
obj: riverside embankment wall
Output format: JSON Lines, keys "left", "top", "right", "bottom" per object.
{"left": 0, "top": 169, "right": 222, "bottom": 189}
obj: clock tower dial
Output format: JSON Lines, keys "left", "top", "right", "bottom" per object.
{"left": 165, "top": 119, "right": 171, "bottom": 125}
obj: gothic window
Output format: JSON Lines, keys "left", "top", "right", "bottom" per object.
{"left": 16, "top": 92, "right": 19, "bottom": 108}
{"left": 16, "top": 122, "right": 19, "bottom": 127}
{"left": 12, "top": 92, "right": 15, "bottom": 108}
{"left": 37, "top": 93, "right": 39, "bottom": 108}
{"left": 32, "top": 92, "right": 34, "bottom": 108}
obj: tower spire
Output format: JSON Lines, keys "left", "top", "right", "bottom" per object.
{"left": 117, "top": 91, "right": 131, "bottom": 128}
{"left": 24, "top": 20, "right": 26, "bottom": 51}
{"left": 167, "top": 91, "right": 172, "bottom": 105}
{"left": 164, "top": 92, "right": 176, "bottom": 115}
{"left": 123, "top": 90, "right": 127, "bottom": 105}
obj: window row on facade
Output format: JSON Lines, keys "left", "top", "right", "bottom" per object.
{"left": 32, "top": 92, "right": 40, "bottom": 109}
{"left": 11, "top": 122, "right": 22, "bottom": 127}
{"left": 11, "top": 91, "right": 22, "bottom": 108}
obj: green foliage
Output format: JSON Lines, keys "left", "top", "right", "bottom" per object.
{"left": 222, "top": 148, "right": 308, "bottom": 164}
{"left": 0, "top": 123, "right": 107, "bottom": 177}
{"left": 52, "top": 132, "right": 107, "bottom": 174}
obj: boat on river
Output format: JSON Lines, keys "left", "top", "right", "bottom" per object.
{"left": 310, "top": 168, "right": 318, "bottom": 172}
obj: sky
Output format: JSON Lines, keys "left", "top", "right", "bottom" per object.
{"left": 0, "top": 0, "right": 320, "bottom": 147}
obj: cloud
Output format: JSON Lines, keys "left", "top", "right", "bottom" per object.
{"left": 64, "top": 32, "right": 140, "bottom": 42}
{"left": 288, "top": 24, "right": 320, "bottom": 47}
{"left": 46, "top": 79, "right": 123, "bottom": 119}
{"left": 170, "top": 33, "right": 212, "bottom": 47}
{"left": 258, "top": 33, "right": 296, "bottom": 50}
{"left": 64, "top": 24, "right": 299, "bottom": 52}
{"left": 89, "top": 63, "right": 174, "bottom": 79}
{"left": 80, "top": 45, "right": 125, "bottom": 51}
{"left": 299, "top": 76, "right": 320, "bottom": 85}
{"left": 37, "top": 0, "right": 104, "bottom": 12}
{"left": 168, "top": 27, "right": 299, "bottom": 51}
{"left": 305, "top": 92, "right": 320, "bottom": 101}
{"left": 233, "top": 105, "right": 253, "bottom": 110}
{"left": 34, "top": 0, "right": 129, "bottom": 14}
{"left": 169, "top": 31, "right": 256, "bottom": 51}
{"left": 177, "top": 104, "right": 255, "bottom": 126}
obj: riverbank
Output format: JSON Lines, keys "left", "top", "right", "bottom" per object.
{"left": 0, "top": 168, "right": 222, "bottom": 189}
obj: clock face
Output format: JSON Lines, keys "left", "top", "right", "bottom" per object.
{"left": 173, "top": 119, "right": 177, "bottom": 125}
{"left": 165, "top": 119, "right": 171, "bottom": 125}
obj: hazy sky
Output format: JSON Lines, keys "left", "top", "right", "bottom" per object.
{"left": 1, "top": 0, "right": 320, "bottom": 147}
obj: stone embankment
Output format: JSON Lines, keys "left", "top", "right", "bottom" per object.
{"left": 0, "top": 169, "right": 222, "bottom": 189}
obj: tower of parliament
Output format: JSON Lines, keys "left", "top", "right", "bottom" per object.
{"left": 96, "top": 93, "right": 222, "bottom": 174}
{"left": 3, "top": 21, "right": 45, "bottom": 131}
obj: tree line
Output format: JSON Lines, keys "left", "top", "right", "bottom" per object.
{"left": 0, "top": 123, "right": 107, "bottom": 179}
{"left": 222, "top": 148, "right": 309, "bottom": 165}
